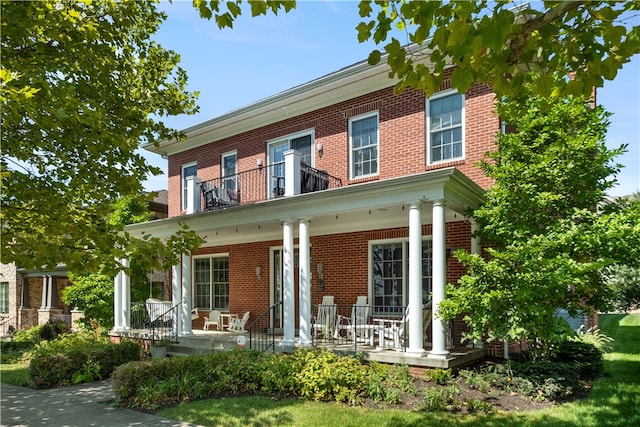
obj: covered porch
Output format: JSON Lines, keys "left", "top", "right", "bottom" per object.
{"left": 113, "top": 166, "right": 486, "bottom": 367}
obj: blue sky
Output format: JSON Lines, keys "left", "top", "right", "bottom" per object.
{"left": 144, "top": 0, "right": 639, "bottom": 198}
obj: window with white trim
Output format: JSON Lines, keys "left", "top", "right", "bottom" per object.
{"left": 427, "top": 91, "right": 464, "bottom": 164}
{"left": 181, "top": 163, "right": 197, "bottom": 210}
{"left": 221, "top": 151, "right": 237, "bottom": 191}
{"left": 193, "top": 255, "right": 229, "bottom": 310}
{"left": 371, "top": 239, "right": 433, "bottom": 316}
{"left": 350, "top": 112, "right": 379, "bottom": 178}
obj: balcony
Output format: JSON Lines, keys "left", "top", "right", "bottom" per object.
{"left": 189, "top": 150, "right": 342, "bottom": 213}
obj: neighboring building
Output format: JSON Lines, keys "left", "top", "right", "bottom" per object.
{"left": 0, "top": 192, "right": 169, "bottom": 336}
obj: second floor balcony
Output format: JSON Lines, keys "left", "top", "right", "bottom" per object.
{"left": 184, "top": 150, "right": 342, "bottom": 214}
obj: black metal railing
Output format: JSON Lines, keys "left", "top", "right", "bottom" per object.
{"left": 0, "top": 311, "right": 39, "bottom": 338}
{"left": 200, "top": 163, "right": 342, "bottom": 212}
{"left": 131, "top": 300, "right": 180, "bottom": 343}
{"left": 247, "top": 301, "right": 282, "bottom": 353}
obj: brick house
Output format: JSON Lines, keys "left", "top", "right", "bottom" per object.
{"left": 114, "top": 47, "right": 503, "bottom": 365}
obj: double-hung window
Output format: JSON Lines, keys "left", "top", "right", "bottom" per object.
{"left": 350, "top": 112, "right": 379, "bottom": 179}
{"left": 221, "top": 151, "right": 237, "bottom": 191}
{"left": 371, "top": 239, "right": 433, "bottom": 316}
{"left": 193, "top": 255, "right": 230, "bottom": 310}
{"left": 181, "top": 163, "right": 197, "bottom": 211}
{"left": 427, "top": 91, "right": 464, "bottom": 164}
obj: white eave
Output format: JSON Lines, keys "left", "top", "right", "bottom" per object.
{"left": 145, "top": 44, "right": 434, "bottom": 157}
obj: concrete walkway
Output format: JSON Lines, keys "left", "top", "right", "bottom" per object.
{"left": 0, "top": 380, "right": 203, "bottom": 427}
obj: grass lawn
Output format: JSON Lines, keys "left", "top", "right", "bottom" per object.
{"left": 158, "top": 313, "right": 640, "bottom": 427}
{"left": 0, "top": 360, "right": 31, "bottom": 387}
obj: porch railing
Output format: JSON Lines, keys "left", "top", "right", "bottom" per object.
{"left": 247, "top": 301, "right": 282, "bottom": 353}
{"left": 0, "top": 311, "right": 39, "bottom": 338}
{"left": 200, "top": 162, "right": 342, "bottom": 212}
{"left": 131, "top": 300, "right": 180, "bottom": 343}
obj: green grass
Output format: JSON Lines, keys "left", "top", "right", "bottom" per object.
{"left": 158, "top": 313, "right": 640, "bottom": 427}
{"left": 0, "top": 361, "right": 31, "bottom": 387}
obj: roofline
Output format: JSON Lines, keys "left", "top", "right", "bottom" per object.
{"left": 145, "top": 44, "right": 433, "bottom": 157}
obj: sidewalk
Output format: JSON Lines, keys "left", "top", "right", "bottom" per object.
{"left": 0, "top": 379, "right": 202, "bottom": 427}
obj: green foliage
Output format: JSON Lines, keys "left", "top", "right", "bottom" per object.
{"left": 13, "top": 325, "right": 45, "bottom": 346}
{"left": 425, "top": 368, "right": 453, "bottom": 385}
{"left": 440, "top": 95, "right": 640, "bottom": 360}
{"left": 604, "top": 262, "right": 640, "bottom": 312}
{"left": 421, "top": 385, "right": 460, "bottom": 412}
{"left": 554, "top": 340, "right": 605, "bottom": 381}
{"left": 29, "top": 331, "right": 141, "bottom": 388}
{"left": 38, "top": 320, "right": 70, "bottom": 341}
{"left": 569, "top": 325, "right": 614, "bottom": 353}
{"left": 510, "top": 361, "right": 582, "bottom": 401}
{"left": 357, "top": 1, "right": 640, "bottom": 101}
{"left": 1, "top": 0, "right": 201, "bottom": 273}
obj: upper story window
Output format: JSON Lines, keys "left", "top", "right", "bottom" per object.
{"left": 427, "top": 91, "right": 465, "bottom": 164}
{"left": 349, "top": 112, "right": 379, "bottom": 179}
{"left": 221, "top": 151, "right": 237, "bottom": 191}
{"left": 181, "top": 162, "right": 197, "bottom": 211}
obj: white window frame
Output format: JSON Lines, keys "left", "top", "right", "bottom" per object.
{"left": 368, "top": 237, "right": 433, "bottom": 316}
{"left": 426, "top": 90, "right": 465, "bottom": 165}
{"left": 267, "top": 129, "right": 315, "bottom": 167}
{"left": 349, "top": 111, "right": 379, "bottom": 180}
{"left": 181, "top": 162, "right": 197, "bottom": 211}
{"left": 0, "top": 282, "right": 8, "bottom": 314}
{"left": 192, "top": 253, "right": 230, "bottom": 311}
{"left": 221, "top": 150, "right": 237, "bottom": 191}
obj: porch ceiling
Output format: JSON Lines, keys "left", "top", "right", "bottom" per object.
{"left": 126, "top": 168, "right": 484, "bottom": 246}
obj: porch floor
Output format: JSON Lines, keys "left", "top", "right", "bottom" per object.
{"left": 116, "top": 328, "right": 487, "bottom": 370}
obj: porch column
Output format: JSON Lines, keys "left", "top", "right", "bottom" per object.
{"left": 407, "top": 202, "right": 426, "bottom": 355}
{"left": 281, "top": 219, "right": 296, "bottom": 349}
{"left": 469, "top": 219, "right": 483, "bottom": 348}
{"left": 121, "top": 258, "right": 131, "bottom": 330}
{"left": 40, "top": 276, "right": 48, "bottom": 309}
{"left": 114, "top": 268, "right": 123, "bottom": 330}
{"left": 298, "top": 218, "right": 311, "bottom": 347}
{"left": 172, "top": 263, "right": 182, "bottom": 336}
{"left": 181, "top": 254, "right": 193, "bottom": 336}
{"left": 429, "top": 200, "right": 449, "bottom": 357}
{"left": 284, "top": 150, "right": 301, "bottom": 197}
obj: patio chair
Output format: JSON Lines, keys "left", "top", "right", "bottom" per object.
{"left": 378, "top": 306, "right": 410, "bottom": 349}
{"left": 311, "top": 296, "right": 337, "bottom": 340}
{"left": 203, "top": 310, "right": 221, "bottom": 330}
{"left": 201, "top": 181, "right": 218, "bottom": 211}
{"left": 334, "top": 296, "right": 372, "bottom": 342}
{"left": 227, "top": 311, "right": 250, "bottom": 333}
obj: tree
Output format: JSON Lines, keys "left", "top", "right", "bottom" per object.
{"left": 438, "top": 96, "right": 640, "bottom": 360}
{"left": 1, "top": 0, "right": 200, "bottom": 272}
{"left": 194, "top": 1, "right": 640, "bottom": 100}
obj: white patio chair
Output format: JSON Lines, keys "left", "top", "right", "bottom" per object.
{"left": 311, "top": 296, "right": 337, "bottom": 340}
{"left": 334, "top": 296, "right": 372, "bottom": 342}
{"left": 378, "top": 306, "right": 410, "bottom": 349}
{"left": 203, "top": 310, "right": 221, "bottom": 330}
{"left": 227, "top": 311, "right": 250, "bottom": 333}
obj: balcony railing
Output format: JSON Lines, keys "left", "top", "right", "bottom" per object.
{"left": 200, "top": 162, "right": 342, "bottom": 212}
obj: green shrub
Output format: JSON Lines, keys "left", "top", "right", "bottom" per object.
{"left": 511, "top": 361, "right": 581, "bottom": 401}
{"left": 29, "top": 332, "right": 142, "bottom": 388}
{"left": 554, "top": 339, "right": 605, "bottom": 380}
{"left": 39, "top": 320, "right": 70, "bottom": 341}
{"left": 422, "top": 385, "right": 460, "bottom": 411}
{"left": 425, "top": 368, "right": 453, "bottom": 385}
{"left": 13, "top": 325, "right": 44, "bottom": 346}
{"left": 296, "top": 349, "right": 368, "bottom": 405}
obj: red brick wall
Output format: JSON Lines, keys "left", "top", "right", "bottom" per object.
{"left": 167, "top": 81, "right": 498, "bottom": 217}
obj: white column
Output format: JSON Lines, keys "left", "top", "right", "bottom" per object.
{"left": 298, "top": 219, "right": 311, "bottom": 346}
{"left": 113, "top": 269, "right": 123, "bottom": 330}
{"left": 407, "top": 202, "right": 426, "bottom": 355}
{"left": 121, "top": 258, "right": 131, "bottom": 330}
{"left": 284, "top": 149, "right": 301, "bottom": 197}
{"left": 181, "top": 254, "right": 193, "bottom": 336}
{"left": 40, "top": 276, "right": 49, "bottom": 309}
{"left": 172, "top": 262, "right": 182, "bottom": 337}
{"left": 281, "top": 220, "right": 296, "bottom": 348}
{"left": 429, "top": 200, "right": 449, "bottom": 357}
{"left": 186, "top": 175, "right": 200, "bottom": 214}
{"left": 469, "top": 219, "right": 483, "bottom": 348}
